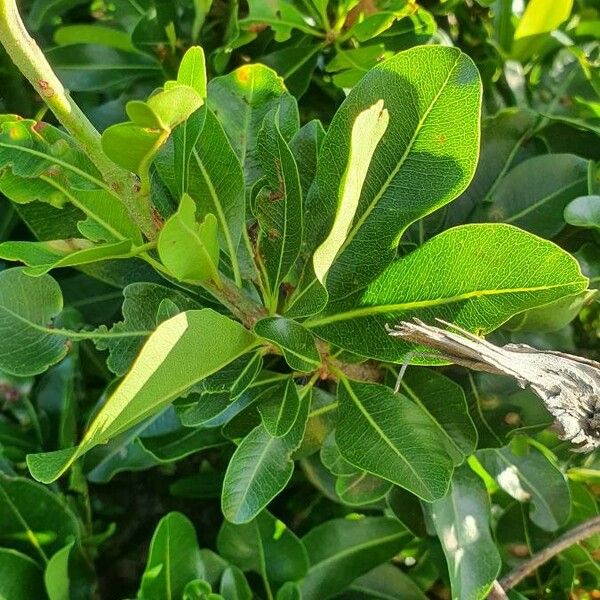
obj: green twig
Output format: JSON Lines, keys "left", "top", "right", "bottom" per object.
{"left": 0, "top": 0, "right": 157, "bottom": 239}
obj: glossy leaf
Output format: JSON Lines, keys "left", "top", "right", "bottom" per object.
{"left": 207, "top": 64, "right": 299, "bottom": 184}
{"left": 300, "top": 517, "right": 409, "bottom": 600}
{"left": 429, "top": 465, "right": 501, "bottom": 600}
{"left": 564, "top": 195, "right": 600, "bottom": 230}
{"left": 307, "top": 224, "right": 588, "bottom": 362}
{"left": 336, "top": 379, "right": 454, "bottom": 501}
{"left": 399, "top": 368, "right": 477, "bottom": 465}
{"left": 477, "top": 445, "right": 571, "bottom": 531}
{"left": 0, "top": 268, "right": 68, "bottom": 376}
{"left": 221, "top": 386, "right": 309, "bottom": 523}
{"left": 303, "top": 46, "right": 482, "bottom": 300}
{"left": 219, "top": 565, "right": 252, "bottom": 600}
{"left": 475, "top": 154, "right": 589, "bottom": 237}
{"left": 345, "top": 563, "right": 428, "bottom": 600}
{"left": 255, "top": 111, "right": 302, "bottom": 301}
{"left": 217, "top": 511, "right": 309, "bottom": 585}
{"left": 138, "top": 512, "right": 204, "bottom": 600}
{"left": 0, "top": 548, "right": 45, "bottom": 599}
{"left": 254, "top": 316, "right": 320, "bottom": 372}
{"left": 0, "top": 238, "right": 134, "bottom": 276}
{"left": 27, "top": 310, "right": 257, "bottom": 483}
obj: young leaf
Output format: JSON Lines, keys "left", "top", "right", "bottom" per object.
{"left": 303, "top": 46, "right": 482, "bottom": 300}
{"left": 258, "top": 377, "right": 302, "bottom": 437}
{"left": 477, "top": 445, "right": 571, "bottom": 531}
{"left": 0, "top": 268, "right": 69, "bottom": 376}
{"left": 157, "top": 194, "right": 220, "bottom": 283}
{"left": 336, "top": 379, "right": 454, "bottom": 501}
{"left": 255, "top": 111, "right": 302, "bottom": 303}
{"left": 300, "top": 517, "right": 409, "bottom": 600}
{"left": 307, "top": 224, "right": 589, "bottom": 362}
{"left": 207, "top": 64, "right": 299, "bottom": 184}
{"left": 183, "top": 108, "right": 245, "bottom": 283}
{"left": 27, "top": 309, "right": 257, "bottom": 483}
{"left": 429, "top": 465, "right": 501, "bottom": 600}
{"left": 177, "top": 46, "right": 208, "bottom": 97}
{"left": 221, "top": 384, "right": 309, "bottom": 523}
{"left": 254, "top": 316, "right": 320, "bottom": 372}
{"left": 138, "top": 512, "right": 204, "bottom": 600}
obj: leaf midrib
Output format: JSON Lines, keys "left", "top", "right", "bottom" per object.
{"left": 335, "top": 52, "right": 463, "bottom": 259}
{"left": 305, "top": 280, "right": 582, "bottom": 328}
{"left": 340, "top": 378, "right": 433, "bottom": 498}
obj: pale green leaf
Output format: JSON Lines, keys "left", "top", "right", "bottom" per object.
{"left": 177, "top": 46, "right": 207, "bottom": 97}
{"left": 27, "top": 309, "right": 257, "bottom": 483}
{"left": 157, "top": 194, "right": 220, "bottom": 283}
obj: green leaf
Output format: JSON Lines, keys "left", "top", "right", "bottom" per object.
{"left": 53, "top": 24, "right": 137, "bottom": 52}
{"left": 0, "top": 119, "right": 141, "bottom": 243}
{"left": 306, "top": 224, "right": 589, "bottom": 362}
{"left": 346, "top": 563, "right": 428, "bottom": 600}
{"left": 0, "top": 548, "right": 45, "bottom": 599}
{"left": 336, "top": 470, "right": 392, "bottom": 507}
{"left": 138, "top": 512, "right": 204, "bottom": 600}
{"left": 512, "top": 0, "right": 574, "bottom": 60}
{"left": 177, "top": 46, "right": 208, "bottom": 97}
{"left": 46, "top": 44, "right": 160, "bottom": 91}
{"left": 0, "top": 268, "right": 68, "bottom": 376}
{"left": 217, "top": 511, "right": 308, "bottom": 586}
{"left": 429, "top": 465, "right": 501, "bottom": 600}
{"left": 219, "top": 565, "right": 251, "bottom": 600}
{"left": 221, "top": 385, "right": 309, "bottom": 523}
{"left": 0, "top": 474, "right": 82, "bottom": 558}
{"left": 255, "top": 111, "right": 302, "bottom": 302}
{"left": 207, "top": 64, "right": 299, "bottom": 184}
{"left": 100, "top": 122, "right": 162, "bottom": 174}
{"left": 254, "top": 316, "right": 320, "bottom": 372}
{"left": 477, "top": 445, "right": 571, "bottom": 531}
{"left": 336, "top": 379, "right": 454, "bottom": 501}
{"left": 183, "top": 108, "right": 245, "bottom": 283}
{"left": 27, "top": 309, "right": 257, "bottom": 483}
{"left": 0, "top": 238, "right": 135, "bottom": 276}
{"left": 564, "top": 195, "right": 600, "bottom": 230}
{"left": 257, "top": 377, "right": 302, "bottom": 437}
{"left": 289, "top": 120, "right": 325, "bottom": 206}
{"left": 158, "top": 194, "right": 220, "bottom": 283}
{"left": 140, "top": 426, "right": 227, "bottom": 463}
{"left": 399, "top": 368, "right": 477, "bottom": 465}
{"left": 240, "top": 0, "right": 318, "bottom": 41}
{"left": 475, "top": 154, "right": 589, "bottom": 237}
{"left": 300, "top": 517, "right": 409, "bottom": 600}
{"left": 313, "top": 100, "right": 388, "bottom": 284}
{"left": 45, "top": 541, "right": 73, "bottom": 600}
{"left": 303, "top": 46, "right": 481, "bottom": 300}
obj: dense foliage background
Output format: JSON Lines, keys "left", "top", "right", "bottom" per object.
{"left": 0, "top": 1, "right": 599, "bottom": 599}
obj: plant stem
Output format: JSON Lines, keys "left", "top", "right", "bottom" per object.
{"left": 0, "top": 0, "right": 157, "bottom": 239}
{"left": 488, "top": 515, "right": 600, "bottom": 597}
